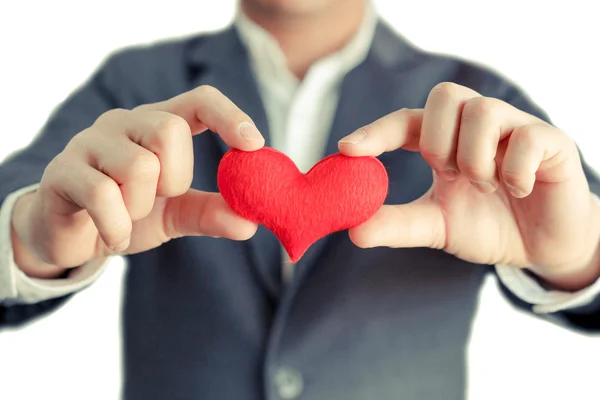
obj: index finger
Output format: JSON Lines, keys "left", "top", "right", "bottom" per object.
{"left": 138, "top": 85, "right": 265, "bottom": 151}
{"left": 338, "top": 108, "right": 424, "bottom": 156}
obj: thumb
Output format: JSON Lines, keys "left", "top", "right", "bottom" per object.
{"left": 348, "top": 202, "right": 446, "bottom": 249}
{"left": 164, "top": 189, "right": 258, "bottom": 240}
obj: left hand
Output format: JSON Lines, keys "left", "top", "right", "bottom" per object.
{"left": 339, "top": 82, "right": 600, "bottom": 291}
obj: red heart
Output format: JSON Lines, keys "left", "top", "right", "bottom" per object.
{"left": 217, "top": 147, "right": 388, "bottom": 262}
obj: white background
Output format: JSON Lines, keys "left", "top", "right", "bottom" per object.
{"left": 1, "top": 1, "right": 599, "bottom": 399}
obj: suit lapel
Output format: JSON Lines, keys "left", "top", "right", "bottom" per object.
{"left": 189, "top": 27, "right": 283, "bottom": 298}
{"left": 189, "top": 27, "right": 273, "bottom": 151}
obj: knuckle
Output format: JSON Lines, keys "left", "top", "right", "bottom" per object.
{"left": 457, "top": 161, "right": 488, "bottom": 180}
{"left": 393, "top": 107, "right": 418, "bottom": 125}
{"left": 462, "top": 97, "right": 501, "bottom": 121}
{"left": 67, "top": 131, "right": 86, "bottom": 147}
{"left": 511, "top": 125, "right": 539, "bottom": 148}
{"left": 161, "top": 179, "right": 191, "bottom": 198}
{"left": 85, "top": 178, "right": 121, "bottom": 210}
{"left": 129, "top": 151, "right": 161, "bottom": 181}
{"left": 63, "top": 126, "right": 97, "bottom": 155}
{"left": 46, "top": 152, "right": 68, "bottom": 173}
{"left": 150, "top": 114, "right": 191, "bottom": 147}
{"left": 43, "top": 153, "right": 74, "bottom": 183}
{"left": 133, "top": 103, "right": 155, "bottom": 113}
{"left": 195, "top": 84, "right": 221, "bottom": 98}
{"left": 395, "top": 107, "right": 414, "bottom": 118}
{"left": 501, "top": 168, "right": 526, "bottom": 187}
{"left": 430, "top": 82, "right": 460, "bottom": 101}
{"left": 96, "top": 108, "right": 130, "bottom": 125}
{"left": 153, "top": 113, "right": 190, "bottom": 135}
{"left": 421, "top": 148, "right": 451, "bottom": 166}
{"left": 65, "top": 129, "right": 93, "bottom": 151}
{"left": 36, "top": 180, "right": 54, "bottom": 199}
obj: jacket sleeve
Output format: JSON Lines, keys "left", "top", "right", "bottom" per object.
{"left": 0, "top": 54, "right": 126, "bottom": 328}
{"left": 489, "top": 79, "right": 600, "bottom": 332}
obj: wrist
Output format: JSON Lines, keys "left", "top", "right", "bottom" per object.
{"left": 529, "top": 194, "right": 600, "bottom": 292}
{"left": 529, "top": 247, "right": 600, "bottom": 292}
{"left": 11, "top": 192, "right": 67, "bottom": 279}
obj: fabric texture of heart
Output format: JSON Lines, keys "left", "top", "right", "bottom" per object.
{"left": 217, "top": 147, "right": 389, "bottom": 262}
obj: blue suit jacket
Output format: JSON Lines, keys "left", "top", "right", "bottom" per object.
{"left": 2, "top": 22, "right": 600, "bottom": 400}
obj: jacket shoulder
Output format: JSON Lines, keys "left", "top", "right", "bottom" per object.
{"left": 379, "top": 24, "right": 543, "bottom": 117}
{"left": 95, "top": 30, "right": 226, "bottom": 105}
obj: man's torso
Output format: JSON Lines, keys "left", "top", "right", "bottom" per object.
{"left": 110, "top": 23, "right": 514, "bottom": 400}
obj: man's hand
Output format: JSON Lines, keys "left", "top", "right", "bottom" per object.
{"left": 11, "top": 85, "right": 265, "bottom": 278}
{"left": 339, "top": 82, "right": 600, "bottom": 291}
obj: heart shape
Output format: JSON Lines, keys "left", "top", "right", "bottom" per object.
{"left": 217, "top": 147, "right": 388, "bottom": 262}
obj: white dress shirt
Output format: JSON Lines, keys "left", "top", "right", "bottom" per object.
{"left": 1, "top": 3, "right": 600, "bottom": 314}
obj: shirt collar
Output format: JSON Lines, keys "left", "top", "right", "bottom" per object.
{"left": 235, "top": 2, "right": 378, "bottom": 87}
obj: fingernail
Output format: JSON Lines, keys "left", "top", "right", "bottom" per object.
{"left": 443, "top": 168, "right": 460, "bottom": 179}
{"left": 506, "top": 185, "right": 527, "bottom": 198}
{"left": 111, "top": 238, "right": 130, "bottom": 253}
{"left": 471, "top": 181, "right": 495, "bottom": 193}
{"left": 339, "top": 130, "right": 367, "bottom": 145}
{"left": 239, "top": 122, "right": 264, "bottom": 142}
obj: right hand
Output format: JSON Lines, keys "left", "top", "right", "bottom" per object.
{"left": 11, "top": 85, "right": 265, "bottom": 277}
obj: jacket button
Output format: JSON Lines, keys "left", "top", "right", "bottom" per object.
{"left": 274, "top": 367, "right": 304, "bottom": 399}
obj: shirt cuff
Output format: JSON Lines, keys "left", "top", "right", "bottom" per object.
{"left": 496, "top": 264, "right": 600, "bottom": 314}
{"left": 0, "top": 183, "right": 109, "bottom": 305}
